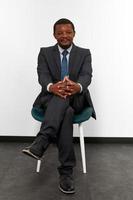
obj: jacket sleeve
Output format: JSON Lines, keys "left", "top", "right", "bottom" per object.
{"left": 37, "top": 48, "right": 53, "bottom": 93}
{"left": 77, "top": 49, "right": 92, "bottom": 91}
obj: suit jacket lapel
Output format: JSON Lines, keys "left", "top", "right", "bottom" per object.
{"left": 52, "top": 44, "right": 61, "bottom": 79}
{"left": 69, "top": 44, "right": 80, "bottom": 80}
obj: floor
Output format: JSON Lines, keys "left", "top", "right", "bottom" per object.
{"left": 0, "top": 142, "right": 133, "bottom": 200}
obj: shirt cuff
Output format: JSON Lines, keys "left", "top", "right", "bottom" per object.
{"left": 77, "top": 83, "right": 83, "bottom": 93}
{"left": 47, "top": 83, "right": 53, "bottom": 92}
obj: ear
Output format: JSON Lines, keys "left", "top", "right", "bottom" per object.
{"left": 53, "top": 32, "right": 57, "bottom": 40}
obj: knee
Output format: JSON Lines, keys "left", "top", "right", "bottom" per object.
{"left": 65, "top": 107, "right": 74, "bottom": 117}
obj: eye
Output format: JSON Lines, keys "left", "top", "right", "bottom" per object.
{"left": 67, "top": 31, "right": 72, "bottom": 34}
{"left": 57, "top": 32, "right": 63, "bottom": 36}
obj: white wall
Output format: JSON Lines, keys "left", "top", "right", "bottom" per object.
{"left": 0, "top": 0, "right": 133, "bottom": 137}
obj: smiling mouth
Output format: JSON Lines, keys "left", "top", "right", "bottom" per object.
{"left": 61, "top": 40, "right": 69, "bottom": 43}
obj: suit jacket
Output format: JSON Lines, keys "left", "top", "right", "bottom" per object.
{"left": 33, "top": 44, "right": 96, "bottom": 119}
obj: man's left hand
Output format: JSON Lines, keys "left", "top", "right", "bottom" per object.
{"left": 63, "top": 77, "right": 81, "bottom": 96}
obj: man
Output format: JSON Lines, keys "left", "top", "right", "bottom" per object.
{"left": 23, "top": 18, "right": 96, "bottom": 194}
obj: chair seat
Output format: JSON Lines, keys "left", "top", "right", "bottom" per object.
{"left": 31, "top": 106, "right": 93, "bottom": 124}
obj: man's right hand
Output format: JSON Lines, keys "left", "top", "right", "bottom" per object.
{"left": 49, "top": 81, "right": 67, "bottom": 99}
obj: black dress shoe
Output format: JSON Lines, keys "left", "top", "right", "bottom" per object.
{"left": 59, "top": 175, "right": 75, "bottom": 194}
{"left": 22, "top": 147, "right": 41, "bottom": 160}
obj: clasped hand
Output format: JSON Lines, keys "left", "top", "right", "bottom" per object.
{"left": 49, "top": 76, "right": 80, "bottom": 99}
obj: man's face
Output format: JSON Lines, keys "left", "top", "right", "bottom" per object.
{"left": 54, "top": 24, "right": 75, "bottom": 49}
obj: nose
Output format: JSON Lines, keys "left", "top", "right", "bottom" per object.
{"left": 62, "top": 32, "right": 67, "bottom": 37}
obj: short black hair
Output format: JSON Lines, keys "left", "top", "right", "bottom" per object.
{"left": 53, "top": 18, "right": 75, "bottom": 33}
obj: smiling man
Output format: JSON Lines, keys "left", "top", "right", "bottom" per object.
{"left": 22, "top": 18, "right": 96, "bottom": 194}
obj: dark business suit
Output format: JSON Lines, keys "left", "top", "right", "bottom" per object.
{"left": 32, "top": 44, "right": 96, "bottom": 175}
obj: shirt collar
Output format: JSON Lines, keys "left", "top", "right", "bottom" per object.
{"left": 58, "top": 44, "right": 73, "bottom": 54}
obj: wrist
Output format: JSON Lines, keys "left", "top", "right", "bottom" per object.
{"left": 76, "top": 83, "right": 81, "bottom": 93}
{"left": 77, "top": 83, "right": 83, "bottom": 93}
{"left": 47, "top": 83, "right": 53, "bottom": 92}
{"left": 49, "top": 84, "right": 54, "bottom": 93}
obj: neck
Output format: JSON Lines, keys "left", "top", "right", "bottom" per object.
{"left": 58, "top": 43, "right": 73, "bottom": 50}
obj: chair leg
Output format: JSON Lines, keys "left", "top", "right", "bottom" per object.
{"left": 36, "top": 159, "right": 41, "bottom": 173}
{"left": 79, "top": 123, "right": 87, "bottom": 173}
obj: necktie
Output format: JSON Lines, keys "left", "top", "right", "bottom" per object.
{"left": 61, "top": 50, "right": 68, "bottom": 80}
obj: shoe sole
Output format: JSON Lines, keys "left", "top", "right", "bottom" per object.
{"left": 22, "top": 149, "right": 41, "bottom": 160}
{"left": 58, "top": 185, "right": 75, "bottom": 194}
